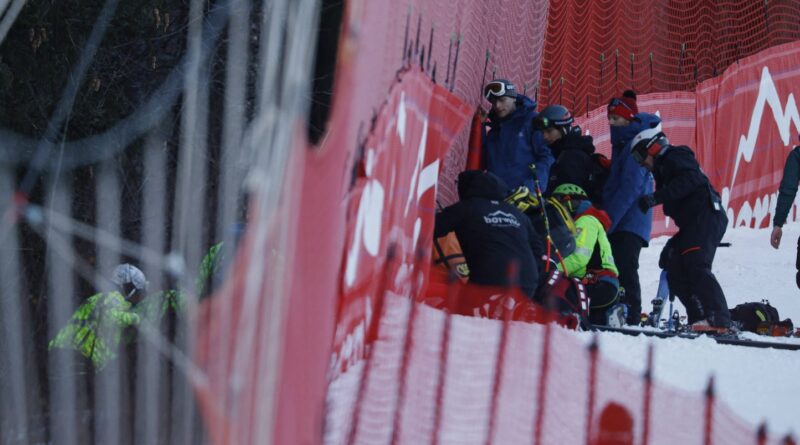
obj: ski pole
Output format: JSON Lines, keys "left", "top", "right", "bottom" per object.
{"left": 528, "top": 164, "right": 568, "bottom": 275}
{"left": 667, "top": 295, "right": 675, "bottom": 331}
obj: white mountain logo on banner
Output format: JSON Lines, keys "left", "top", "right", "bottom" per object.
{"left": 731, "top": 66, "right": 800, "bottom": 190}
{"left": 483, "top": 210, "right": 521, "bottom": 227}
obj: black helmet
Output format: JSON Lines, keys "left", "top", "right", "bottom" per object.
{"left": 532, "top": 105, "right": 574, "bottom": 131}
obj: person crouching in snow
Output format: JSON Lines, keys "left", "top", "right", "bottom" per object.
{"left": 550, "top": 183, "right": 623, "bottom": 326}
{"left": 631, "top": 128, "right": 731, "bottom": 329}
{"left": 434, "top": 170, "right": 545, "bottom": 299}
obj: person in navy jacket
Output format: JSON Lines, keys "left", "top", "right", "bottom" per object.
{"left": 633, "top": 128, "right": 731, "bottom": 329}
{"left": 435, "top": 170, "right": 545, "bottom": 299}
{"left": 601, "top": 91, "right": 658, "bottom": 324}
{"left": 482, "top": 79, "right": 555, "bottom": 194}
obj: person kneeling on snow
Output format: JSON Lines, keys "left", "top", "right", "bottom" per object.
{"left": 434, "top": 170, "right": 545, "bottom": 299}
{"left": 550, "top": 183, "right": 623, "bottom": 326}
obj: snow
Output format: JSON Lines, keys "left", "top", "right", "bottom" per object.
{"left": 587, "top": 225, "right": 800, "bottom": 437}
{"left": 326, "top": 226, "right": 800, "bottom": 443}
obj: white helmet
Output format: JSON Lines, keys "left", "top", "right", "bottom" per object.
{"left": 111, "top": 263, "right": 148, "bottom": 298}
{"left": 630, "top": 127, "right": 668, "bottom": 162}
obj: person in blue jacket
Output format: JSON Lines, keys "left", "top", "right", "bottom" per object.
{"left": 601, "top": 91, "right": 659, "bottom": 325}
{"left": 482, "top": 79, "right": 555, "bottom": 194}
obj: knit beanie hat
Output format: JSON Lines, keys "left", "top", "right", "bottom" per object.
{"left": 607, "top": 90, "right": 638, "bottom": 121}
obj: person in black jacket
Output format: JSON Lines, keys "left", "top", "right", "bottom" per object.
{"left": 532, "top": 105, "right": 598, "bottom": 199}
{"left": 769, "top": 144, "right": 800, "bottom": 289}
{"left": 435, "top": 170, "right": 545, "bottom": 298}
{"left": 632, "top": 128, "right": 731, "bottom": 328}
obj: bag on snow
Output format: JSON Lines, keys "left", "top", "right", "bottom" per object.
{"left": 729, "top": 300, "right": 794, "bottom": 336}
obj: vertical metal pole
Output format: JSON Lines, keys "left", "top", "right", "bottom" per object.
{"left": 389, "top": 249, "right": 426, "bottom": 444}
{"left": 584, "top": 335, "right": 599, "bottom": 445}
{"left": 757, "top": 422, "right": 768, "bottom": 445}
{"left": 431, "top": 272, "right": 460, "bottom": 445}
{"left": 641, "top": 343, "right": 654, "bottom": 445}
{"left": 533, "top": 321, "right": 553, "bottom": 445}
{"left": 485, "top": 286, "right": 514, "bottom": 445}
{"left": 704, "top": 376, "right": 715, "bottom": 445}
{"left": 346, "top": 245, "right": 398, "bottom": 444}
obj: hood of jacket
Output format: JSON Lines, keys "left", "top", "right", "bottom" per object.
{"left": 457, "top": 170, "right": 509, "bottom": 201}
{"left": 573, "top": 200, "right": 612, "bottom": 230}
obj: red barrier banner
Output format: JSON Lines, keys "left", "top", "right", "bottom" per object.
{"left": 332, "top": 68, "right": 473, "bottom": 377}
{"left": 576, "top": 43, "right": 800, "bottom": 236}
{"left": 695, "top": 41, "right": 800, "bottom": 229}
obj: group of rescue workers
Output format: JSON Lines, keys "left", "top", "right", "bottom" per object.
{"left": 435, "top": 79, "right": 734, "bottom": 330}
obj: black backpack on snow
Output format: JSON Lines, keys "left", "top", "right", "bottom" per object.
{"left": 729, "top": 301, "right": 794, "bottom": 336}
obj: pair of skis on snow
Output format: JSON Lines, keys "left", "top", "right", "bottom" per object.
{"left": 592, "top": 270, "right": 800, "bottom": 351}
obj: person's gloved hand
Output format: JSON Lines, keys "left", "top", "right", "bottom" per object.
{"left": 638, "top": 194, "right": 658, "bottom": 213}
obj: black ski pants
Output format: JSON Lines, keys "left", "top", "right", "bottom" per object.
{"left": 609, "top": 231, "right": 645, "bottom": 324}
{"left": 587, "top": 280, "right": 619, "bottom": 326}
{"left": 660, "top": 210, "right": 730, "bottom": 327}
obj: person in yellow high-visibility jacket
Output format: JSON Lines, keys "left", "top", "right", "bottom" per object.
{"left": 49, "top": 243, "right": 223, "bottom": 371}
{"left": 551, "top": 183, "right": 623, "bottom": 326}
{"left": 48, "top": 291, "right": 141, "bottom": 370}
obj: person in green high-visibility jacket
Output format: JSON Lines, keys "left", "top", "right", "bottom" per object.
{"left": 48, "top": 291, "right": 141, "bottom": 370}
{"left": 551, "top": 183, "right": 622, "bottom": 326}
{"left": 48, "top": 243, "right": 223, "bottom": 371}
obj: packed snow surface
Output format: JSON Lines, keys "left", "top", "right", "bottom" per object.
{"left": 590, "top": 226, "right": 800, "bottom": 436}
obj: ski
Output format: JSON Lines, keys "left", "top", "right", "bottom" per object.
{"left": 591, "top": 325, "right": 800, "bottom": 351}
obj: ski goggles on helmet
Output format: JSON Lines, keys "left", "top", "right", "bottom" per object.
{"left": 630, "top": 130, "right": 666, "bottom": 163}
{"left": 484, "top": 80, "right": 515, "bottom": 101}
{"left": 608, "top": 98, "right": 634, "bottom": 112}
{"left": 532, "top": 115, "right": 573, "bottom": 131}
{"left": 607, "top": 98, "right": 636, "bottom": 121}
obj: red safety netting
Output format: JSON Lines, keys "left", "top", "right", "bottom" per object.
{"left": 195, "top": 0, "right": 800, "bottom": 441}
{"left": 325, "top": 283, "right": 790, "bottom": 445}
{"left": 322, "top": 41, "right": 800, "bottom": 444}
{"left": 575, "top": 40, "right": 800, "bottom": 237}
{"left": 193, "top": 0, "right": 550, "bottom": 440}
{"left": 336, "top": 0, "right": 550, "bottom": 208}
{"left": 539, "top": 0, "right": 800, "bottom": 115}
